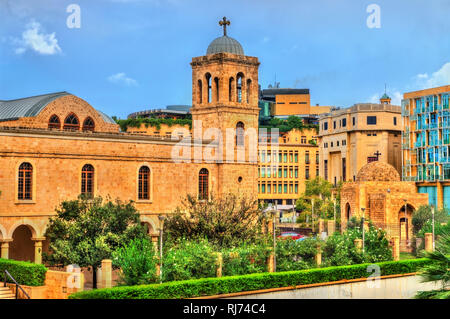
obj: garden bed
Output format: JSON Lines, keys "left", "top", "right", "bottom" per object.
{"left": 69, "top": 258, "right": 432, "bottom": 299}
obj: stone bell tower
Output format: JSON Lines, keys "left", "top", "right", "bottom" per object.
{"left": 190, "top": 17, "right": 260, "bottom": 199}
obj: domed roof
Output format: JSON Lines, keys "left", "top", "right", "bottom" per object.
{"left": 207, "top": 36, "right": 244, "bottom": 55}
{"left": 356, "top": 161, "right": 400, "bottom": 182}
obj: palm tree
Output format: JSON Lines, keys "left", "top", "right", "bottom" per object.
{"left": 415, "top": 232, "right": 450, "bottom": 299}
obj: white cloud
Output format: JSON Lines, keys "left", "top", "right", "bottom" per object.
{"left": 262, "top": 37, "right": 270, "bottom": 44}
{"left": 414, "top": 62, "right": 450, "bottom": 89}
{"left": 107, "top": 73, "right": 138, "bottom": 87}
{"left": 13, "top": 20, "right": 62, "bottom": 55}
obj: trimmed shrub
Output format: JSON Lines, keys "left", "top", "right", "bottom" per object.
{"left": 163, "top": 239, "right": 217, "bottom": 282}
{"left": 276, "top": 237, "right": 320, "bottom": 271}
{"left": 69, "top": 258, "right": 431, "bottom": 299}
{"left": 0, "top": 258, "right": 47, "bottom": 286}
{"left": 112, "top": 238, "right": 159, "bottom": 286}
{"left": 222, "top": 243, "right": 270, "bottom": 276}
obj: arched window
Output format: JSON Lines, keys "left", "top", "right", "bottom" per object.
{"left": 197, "top": 80, "right": 203, "bottom": 104}
{"left": 236, "top": 73, "right": 244, "bottom": 103}
{"left": 198, "top": 168, "right": 209, "bottom": 200}
{"left": 236, "top": 122, "right": 245, "bottom": 146}
{"left": 82, "top": 117, "right": 95, "bottom": 132}
{"left": 206, "top": 73, "right": 212, "bottom": 103}
{"left": 64, "top": 113, "right": 80, "bottom": 131}
{"left": 246, "top": 79, "right": 252, "bottom": 103}
{"left": 48, "top": 115, "right": 61, "bottom": 129}
{"left": 18, "top": 162, "right": 33, "bottom": 200}
{"left": 229, "top": 77, "right": 234, "bottom": 102}
{"left": 138, "top": 166, "right": 150, "bottom": 200}
{"left": 81, "top": 164, "right": 94, "bottom": 197}
{"left": 214, "top": 77, "right": 219, "bottom": 102}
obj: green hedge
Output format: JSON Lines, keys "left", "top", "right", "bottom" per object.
{"left": 69, "top": 258, "right": 431, "bottom": 299}
{"left": 0, "top": 258, "right": 47, "bottom": 286}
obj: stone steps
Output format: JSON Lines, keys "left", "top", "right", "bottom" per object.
{"left": 0, "top": 287, "right": 16, "bottom": 299}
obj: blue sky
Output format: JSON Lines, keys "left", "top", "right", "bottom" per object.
{"left": 1, "top": 0, "right": 450, "bottom": 119}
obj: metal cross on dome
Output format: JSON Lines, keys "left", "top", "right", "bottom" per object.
{"left": 374, "top": 150, "right": 382, "bottom": 160}
{"left": 219, "top": 16, "right": 230, "bottom": 36}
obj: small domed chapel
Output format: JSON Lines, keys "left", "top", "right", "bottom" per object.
{"left": 340, "top": 161, "right": 428, "bottom": 252}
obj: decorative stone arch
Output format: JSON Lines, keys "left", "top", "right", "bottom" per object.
{"left": 395, "top": 202, "right": 416, "bottom": 244}
{"left": 48, "top": 114, "right": 61, "bottom": 129}
{"left": 246, "top": 78, "right": 252, "bottom": 104}
{"left": 37, "top": 95, "right": 118, "bottom": 132}
{"left": 205, "top": 72, "right": 212, "bottom": 103}
{"left": 0, "top": 223, "right": 7, "bottom": 240}
{"left": 7, "top": 220, "right": 40, "bottom": 239}
{"left": 345, "top": 202, "right": 352, "bottom": 221}
{"left": 139, "top": 216, "right": 157, "bottom": 236}
{"left": 236, "top": 72, "right": 245, "bottom": 103}
{"left": 8, "top": 222, "right": 41, "bottom": 262}
{"left": 136, "top": 163, "right": 153, "bottom": 202}
{"left": 63, "top": 112, "right": 80, "bottom": 131}
{"left": 228, "top": 76, "right": 235, "bottom": 102}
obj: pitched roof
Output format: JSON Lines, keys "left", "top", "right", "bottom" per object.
{"left": 0, "top": 92, "right": 116, "bottom": 124}
{"left": 0, "top": 92, "right": 70, "bottom": 121}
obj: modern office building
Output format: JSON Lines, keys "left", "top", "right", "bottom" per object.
{"left": 259, "top": 87, "right": 333, "bottom": 124}
{"left": 402, "top": 85, "right": 450, "bottom": 209}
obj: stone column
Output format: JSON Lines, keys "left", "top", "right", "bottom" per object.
{"left": 215, "top": 253, "right": 223, "bottom": 278}
{"left": 437, "top": 183, "right": 443, "bottom": 210}
{"left": 327, "top": 220, "right": 335, "bottom": 235}
{"left": 424, "top": 233, "right": 433, "bottom": 252}
{"left": 315, "top": 245, "right": 322, "bottom": 266}
{"left": 151, "top": 235, "right": 159, "bottom": 251}
{"left": 318, "top": 219, "right": 324, "bottom": 234}
{"left": 100, "top": 259, "right": 112, "bottom": 289}
{"left": 267, "top": 252, "right": 275, "bottom": 273}
{"left": 354, "top": 239, "right": 363, "bottom": 252}
{"left": 32, "top": 238, "right": 45, "bottom": 264}
{"left": 0, "top": 239, "right": 12, "bottom": 259}
{"left": 391, "top": 236, "right": 400, "bottom": 261}
{"left": 415, "top": 237, "right": 423, "bottom": 250}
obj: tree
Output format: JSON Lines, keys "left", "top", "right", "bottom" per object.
{"left": 295, "top": 177, "right": 338, "bottom": 228}
{"left": 43, "top": 196, "right": 147, "bottom": 288}
{"left": 412, "top": 205, "right": 449, "bottom": 234}
{"left": 164, "top": 193, "right": 264, "bottom": 248}
{"left": 322, "top": 218, "right": 392, "bottom": 266}
{"left": 415, "top": 232, "right": 450, "bottom": 299}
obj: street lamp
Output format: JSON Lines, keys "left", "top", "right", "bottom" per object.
{"left": 403, "top": 199, "right": 408, "bottom": 246}
{"left": 158, "top": 215, "right": 166, "bottom": 284}
{"left": 311, "top": 198, "right": 315, "bottom": 233}
{"left": 361, "top": 207, "right": 365, "bottom": 254}
{"left": 431, "top": 205, "right": 435, "bottom": 251}
{"left": 333, "top": 197, "right": 337, "bottom": 225}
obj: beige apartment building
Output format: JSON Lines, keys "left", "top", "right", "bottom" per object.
{"left": 318, "top": 97, "right": 402, "bottom": 185}
{"left": 258, "top": 128, "right": 319, "bottom": 207}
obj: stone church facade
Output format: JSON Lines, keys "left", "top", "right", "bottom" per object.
{"left": 0, "top": 21, "right": 259, "bottom": 263}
